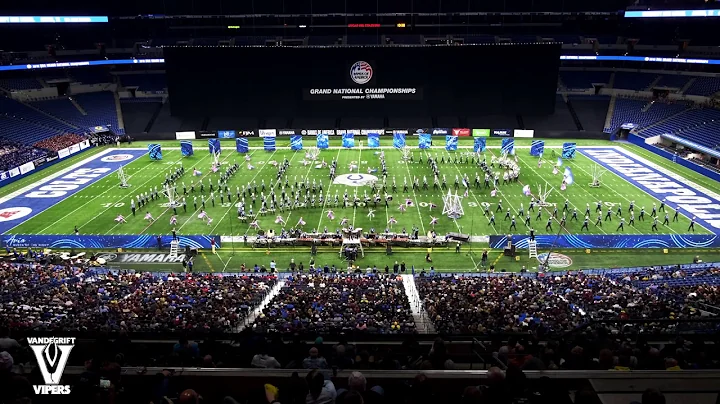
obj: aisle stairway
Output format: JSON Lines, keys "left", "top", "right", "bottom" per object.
{"left": 401, "top": 274, "right": 436, "bottom": 334}
{"left": 238, "top": 279, "right": 285, "bottom": 332}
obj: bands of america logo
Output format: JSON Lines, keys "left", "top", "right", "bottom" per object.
{"left": 101, "top": 154, "right": 134, "bottom": 162}
{"left": 28, "top": 337, "right": 76, "bottom": 395}
{"left": 537, "top": 252, "right": 573, "bottom": 268}
{"left": 350, "top": 61, "right": 373, "bottom": 85}
{"left": 0, "top": 207, "right": 32, "bottom": 222}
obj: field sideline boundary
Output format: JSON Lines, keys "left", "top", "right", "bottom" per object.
{"left": 0, "top": 148, "right": 114, "bottom": 206}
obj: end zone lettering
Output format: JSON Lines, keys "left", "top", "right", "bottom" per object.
{"left": 25, "top": 168, "right": 110, "bottom": 198}
{"left": 582, "top": 148, "right": 720, "bottom": 230}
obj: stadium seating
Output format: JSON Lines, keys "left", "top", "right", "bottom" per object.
{"left": 655, "top": 74, "right": 692, "bottom": 89}
{"left": 522, "top": 95, "right": 576, "bottom": 131}
{"left": 119, "top": 74, "right": 167, "bottom": 92}
{"left": 685, "top": 77, "right": 720, "bottom": 96}
{"left": 605, "top": 97, "right": 691, "bottom": 134}
{"left": 119, "top": 98, "right": 163, "bottom": 134}
{"left": 559, "top": 71, "right": 611, "bottom": 89}
{"left": 612, "top": 72, "right": 659, "bottom": 91}
{"left": 68, "top": 68, "right": 112, "bottom": 85}
{"left": 73, "top": 92, "right": 125, "bottom": 134}
{"left": 0, "top": 139, "right": 48, "bottom": 171}
{"left": 34, "top": 133, "right": 87, "bottom": 151}
{"left": 639, "top": 107, "right": 720, "bottom": 146}
{"left": 568, "top": 95, "right": 611, "bottom": 132}
{"left": 0, "top": 77, "right": 43, "bottom": 90}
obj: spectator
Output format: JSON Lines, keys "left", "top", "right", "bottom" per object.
{"left": 306, "top": 369, "right": 336, "bottom": 404}
{"left": 252, "top": 343, "right": 282, "bottom": 369}
{"left": 0, "top": 327, "right": 21, "bottom": 353}
{"left": 303, "top": 347, "right": 329, "bottom": 370}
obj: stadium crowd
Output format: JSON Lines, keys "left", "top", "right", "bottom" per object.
{"left": 0, "top": 140, "right": 47, "bottom": 171}
{"left": 252, "top": 274, "right": 416, "bottom": 335}
{"left": 0, "top": 264, "right": 276, "bottom": 333}
{"left": 33, "top": 133, "right": 86, "bottom": 151}
{"left": 0, "top": 261, "right": 718, "bottom": 404}
{"left": 417, "top": 272, "right": 720, "bottom": 335}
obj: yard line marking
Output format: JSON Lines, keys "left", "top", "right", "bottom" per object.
{"left": 444, "top": 150, "right": 498, "bottom": 235}
{"left": 545, "top": 153, "right": 650, "bottom": 235}
{"left": 0, "top": 148, "right": 116, "bottom": 206}
{"left": 316, "top": 148, "right": 344, "bottom": 231}
{"left": 351, "top": 144, "right": 363, "bottom": 227}
{"left": 575, "top": 148, "right": 686, "bottom": 235}
{"left": 403, "top": 151, "right": 426, "bottom": 234}
{"left": 71, "top": 151, "right": 189, "bottom": 232}
{"left": 177, "top": 151, "right": 257, "bottom": 234}
{"left": 425, "top": 151, "right": 463, "bottom": 234}
{"left": 511, "top": 151, "right": 611, "bottom": 236}
{"left": 211, "top": 150, "right": 280, "bottom": 235}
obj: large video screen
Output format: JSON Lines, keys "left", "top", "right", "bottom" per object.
{"left": 164, "top": 44, "right": 561, "bottom": 118}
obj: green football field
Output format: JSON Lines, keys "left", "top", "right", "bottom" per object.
{"left": 2, "top": 137, "right": 710, "bottom": 238}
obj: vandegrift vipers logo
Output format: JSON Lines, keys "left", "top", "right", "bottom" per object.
{"left": 28, "top": 337, "right": 76, "bottom": 395}
{"left": 350, "top": 61, "right": 373, "bottom": 84}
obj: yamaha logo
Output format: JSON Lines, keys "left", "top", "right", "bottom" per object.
{"left": 350, "top": 61, "right": 373, "bottom": 85}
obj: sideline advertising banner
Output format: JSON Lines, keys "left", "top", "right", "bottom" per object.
{"left": 2, "top": 234, "right": 219, "bottom": 249}
{"left": 491, "top": 129, "right": 513, "bottom": 138}
{"left": 218, "top": 130, "right": 236, "bottom": 139}
{"left": 259, "top": 129, "right": 277, "bottom": 138}
{"left": 452, "top": 128, "right": 471, "bottom": 137}
{"left": 175, "top": 131, "right": 196, "bottom": 140}
{"left": 514, "top": 129, "right": 535, "bottom": 138}
{"left": 197, "top": 131, "right": 217, "bottom": 139}
{"left": 472, "top": 129, "right": 490, "bottom": 137}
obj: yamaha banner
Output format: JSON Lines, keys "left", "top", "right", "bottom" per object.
{"left": 290, "top": 135, "right": 303, "bottom": 150}
{"left": 278, "top": 129, "right": 298, "bottom": 137}
{"left": 236, "top": 138, "right": 249, "bottom": 153}
{"left": 148, "top": 144, "right": 162, "bottom": 160}
{"left": 473, "top": 137, "right": 487, "bottom": 152}
{"left": 180, "top": 140, "right": 194, "bottom": 157}
{"left": 208, "top": 138, "right": 221, "bottom": 154}
{"left": 445, "top": 135, "right": 458, "bottom": 151}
